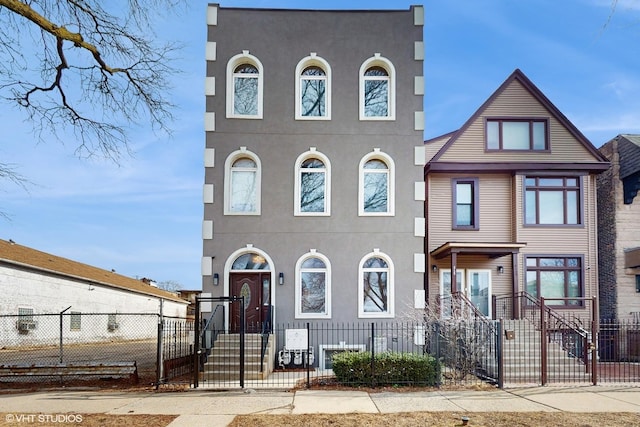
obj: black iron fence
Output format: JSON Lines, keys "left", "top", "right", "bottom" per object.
{"left": 195, "top": 320, "right": 499, "bottom": 389}
{"left": 3, "top": 313, "right": 640, "bottom": 389}
{"left": 598, "top": 318, "right": 640, "bottom": 383}
{"left": 158, "top": 316, "right": 195, "bottom": 384}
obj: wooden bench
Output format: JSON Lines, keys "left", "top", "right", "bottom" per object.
{"left": 0, "top": 362, "right": 138, "bottom": 382}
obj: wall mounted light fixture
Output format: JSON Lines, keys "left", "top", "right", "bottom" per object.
{"left": 497, "top": 266, "right": 504, "bottom": 274}
{"left": 431, "top": 265, "right": 438, "bottom": 273}
{"left": 213, "top": 273, "right": 219, "bottom": 286}
{"left": 279, "top": 272, "right": 284, "bottom": 285}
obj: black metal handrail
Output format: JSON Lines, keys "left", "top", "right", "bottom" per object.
{"left": 494, "top": 292, "right": 589, "bottom": 363}
{"left": 260, "top": 305, "right": 273, "bottom": 373}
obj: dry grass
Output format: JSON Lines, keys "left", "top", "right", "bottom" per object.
{"left": 228, "top": 412, "right": 640, "bottom": 427}
{"left": 2, "top": 412, "right": 637, "bottom": 427}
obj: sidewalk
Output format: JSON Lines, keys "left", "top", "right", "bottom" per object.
{"left": 1, "top": 386, "right": 639, "bottom": 427}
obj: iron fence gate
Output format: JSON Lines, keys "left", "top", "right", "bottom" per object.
{"left": 193, "top": 295, "right": 248, "bottom": 388}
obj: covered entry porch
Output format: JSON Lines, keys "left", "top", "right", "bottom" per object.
{"left": 430, "top": 241, "right": 526, "bottom": 319}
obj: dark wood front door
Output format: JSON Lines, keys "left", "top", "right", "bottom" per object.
{"left": 230, "top": 273, "right": 271, "bottom": 333}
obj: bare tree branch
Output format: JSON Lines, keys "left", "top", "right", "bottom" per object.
{"left": 0, "top": 162, "right": 30, "bottom": 220}
{"left": 0, "top": 0, "right": 183, "bottom": 164}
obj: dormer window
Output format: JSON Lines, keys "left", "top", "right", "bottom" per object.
{"left": 486, "top": 118, "right": 548, "bottom": 151}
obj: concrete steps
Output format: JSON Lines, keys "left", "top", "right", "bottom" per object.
{"left": 502, "top": 320, "right": 590, "bottom": 384}
{"left": 200, "top": 333, "right": 275, "bottom": 381}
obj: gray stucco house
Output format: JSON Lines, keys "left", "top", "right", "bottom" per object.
{"left": 201, "top": 4, "right": 426, "bottom": 328}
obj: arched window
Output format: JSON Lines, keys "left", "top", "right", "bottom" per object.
{"left": 358, "top": 149, "right": 395, "bottom": 216}
{"left": 358, "top": 250, "right": 394, "bottom": 318}
{"left": 295, "top": 54, "right": 331, "bottom": 120}
{"left": 359, "top": 54, "right": 395, "bottom": 120}
{"left": 231, "top": 252, "right": 270, "bottom": 270}
{"left": 295, "top": 250, "right": 331, "bottom": 318}
{"left": 226, "top": 51, "right": 263, "bottom": 119}
{"left": 294, "top": 148, "right": 331, "bottom": 215}
{"left": 224, "top": 148, "right": 261, "bottom": 215}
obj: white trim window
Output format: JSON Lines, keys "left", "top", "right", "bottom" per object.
{"left": 295, "top": 53, "right": 331, "bottom": 120}
{"left": 224, "top": 147, "right": 261, "bottom": 215}
{"left": 359, "top": 54, "right": 396, "bottom": 120}
{"left": 226, "top": 51, "right": 264, "bottom": 119}
{"left": 295, "top": 250, "right": 331, "bottom": 319}
{"left": 294, "top": 148, "right": 331, "bottom": 215}
{"left": 359, "top": 149, "right": 395, "bottom": 216}
{"left": 359, "top": 249, "right": 394, "bottom": 318}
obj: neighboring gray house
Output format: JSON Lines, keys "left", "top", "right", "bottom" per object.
{"left": 598, "top": 134, "right": 640, "bottom": 321}
{"left": 201, "top": 5, "right": 426, "bottom": 328}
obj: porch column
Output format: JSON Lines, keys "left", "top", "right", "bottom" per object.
{"left": 450, "top": 252, "right": 458, "bottom": 293}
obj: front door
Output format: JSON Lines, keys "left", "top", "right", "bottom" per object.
{"left": 440, "top": 269, "right": 492, "bottom": 318}
{"left": 230, "top": 272, "right": 271, "bottom": 333}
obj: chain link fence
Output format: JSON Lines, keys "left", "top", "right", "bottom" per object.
{"left": 0, "top": 313, "right": 192, "bottom": 387}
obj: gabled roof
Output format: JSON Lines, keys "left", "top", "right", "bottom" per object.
{"left": 0, "top": 239, "right": 186, "bottom": 304}
{"left": 427, "top": 69, "right": 609, "bottom": 169}
{"left": 617, "top": 134, "right": 640, "bottom": 179}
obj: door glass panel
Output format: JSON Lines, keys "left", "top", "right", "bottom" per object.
{"left": 262, "top": 278, "right": 270, "bottom": 306}
{"left": 468, "top": 270, "right": 491, "bottom": 317}
{"left": 240, "top": 282, "right": 252, "bottom": 309}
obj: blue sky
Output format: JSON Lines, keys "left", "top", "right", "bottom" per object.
{"left": 2, "top": 0, "right": 639, "bottom": 289}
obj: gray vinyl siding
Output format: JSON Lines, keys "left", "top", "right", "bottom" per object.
{"left": 428, "top": 173, "right": 513, "bottom": 246}
{"left": 426, "top": 71, "right": 606, "bottom": 319}
{"left": 438, "top": 81, "right": 598, "bottom": 163}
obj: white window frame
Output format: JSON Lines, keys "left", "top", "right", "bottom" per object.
{"left": 358, "top": 249, "right": 394, "bottom": 318}
{"left": 359, "top": 54, "right": 396, "bottom": 121}
{"left": 295, "top": 250, "right": 331, "bottom": 319}
{"left": 358, "top": 149, "right": 395, "bottom": 216}
{"left": 295, "top": 53, "right": 331, "bottom": 120}
{"left": 224, "top": 147, "right": 261, "bottom": 215}
{"left": 226, "top": 51, "right": 264, "bottom": 119}
{"left": 294, "top": 148, "right": 331, "bottom": 216}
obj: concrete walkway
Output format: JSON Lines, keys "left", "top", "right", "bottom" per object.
{"left": 1, "top": 386, "right": 639, "bottom": 426}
